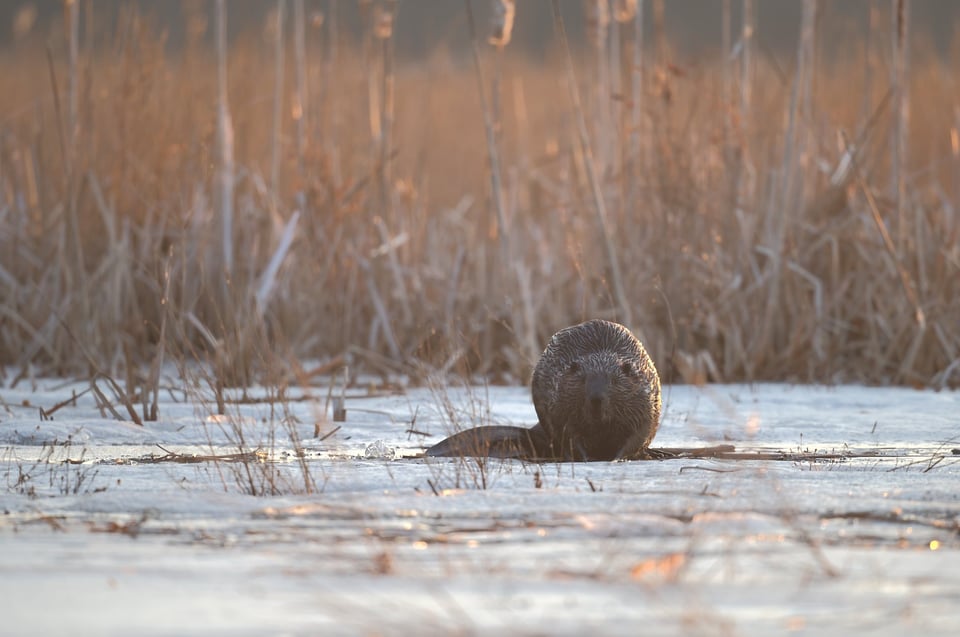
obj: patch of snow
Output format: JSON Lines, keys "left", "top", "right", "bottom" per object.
{"left": 1, "top": 380, "right": 958, "bottom": 635}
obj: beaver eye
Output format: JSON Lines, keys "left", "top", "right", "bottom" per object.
{"left": 621, "top": 361, "right": 635, "bottom": 376}
{"left": 568, "top": 361, "right": 582, "bottom": 374}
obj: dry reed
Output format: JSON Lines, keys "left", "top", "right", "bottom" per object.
{"left": 0, "top": 3, "right": 957, "bottom": 391}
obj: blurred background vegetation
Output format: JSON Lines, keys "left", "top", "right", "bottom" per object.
{"left": 1, "top": 1, "right": 958, "bottom": 391}
{"left": 2, "top": 1, "right": 959, "bottom": 57}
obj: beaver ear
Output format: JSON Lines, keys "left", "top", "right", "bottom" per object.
{"left": 567, "top": 360, "right": 582, "bottom": 374}
{"left": 620, "top": 361, "right": 635, "bottom": 376}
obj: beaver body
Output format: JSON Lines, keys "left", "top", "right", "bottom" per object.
{"left": 426, "top": 319, "right": 661, "bottom": 461}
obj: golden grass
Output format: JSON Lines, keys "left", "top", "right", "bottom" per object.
{"left": 0, "top": 6, "right": 958, "bottom": 388}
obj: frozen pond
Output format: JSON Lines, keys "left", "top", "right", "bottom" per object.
{"left": 1, "top": 378, "right": 958, "bottom": 636}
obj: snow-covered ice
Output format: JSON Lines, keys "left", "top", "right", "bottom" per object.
{"left": 1, "top": 378, "right": 958, "bottom": 636}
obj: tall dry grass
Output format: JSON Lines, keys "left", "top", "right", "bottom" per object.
{"left": 0, "top": 3, "right": 958, "bottom": 389}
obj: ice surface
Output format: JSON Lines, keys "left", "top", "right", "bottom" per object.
{"left": 1, "top": 379, "right": 958, "bottom": 635}
{"left": 364, "top": 439, "right": 397, "bottom": 460}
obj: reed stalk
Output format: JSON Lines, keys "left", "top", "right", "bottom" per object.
{"left": 862, "top": 1, "right": 880, "bottom": 124}
{"left": 466, "top": 0, "right": 510, "bottom": 261}
{"left": 215, "top": 0, "right": 235, "bottom": 276}
{"left": 293, "top": 0, "right": 307, "bottom": 191}
{"left": 323, "top": 0, "right": 341, "bottom": 186}
{"left": 377, "top": 0, "right": 397, "bottom": 225}
{"left": 0, "top": 2, "right": 956, "bottom": 388}
{"left": 630, "top": 0, "right": 645, "bottom": 194}
{"left": 892, "top": 0, "right": 911, "bottom": 250}
{"left": 271, "top": 0, "right": 286, "bottom": 211}
{"left": 738, "top": 0, "right": 756, "bottom": 206}
{"left": 65, "top": 0, "right": 79, "bottom": 166}
{"left": 551, "top": 0, "right": 633, "bottom": 330}
{"left": 757, "top": 0, "right": 817, "bottom": 359}
{"left": 721, "top": 0, "right": 732, "bottom": 164}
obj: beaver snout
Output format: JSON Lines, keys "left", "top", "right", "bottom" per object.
{"left": 585, "top": 373, "right": 610, "bottom": 418}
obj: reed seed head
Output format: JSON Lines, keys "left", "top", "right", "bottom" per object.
{"left": 374, "top": 2, "right": 395, "bottom": 40}
{"left": 614, "top": 0, "right": 638, "bottom": 23}
{"left": 489, "top": 0, "right": 516, "bottom": 48}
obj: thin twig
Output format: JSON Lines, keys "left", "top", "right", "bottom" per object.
{"left": 551, "top": 0, "right": 632, "bottom": 328}
{"left": 465, "top": 0, "right": 510, "bottom": 261}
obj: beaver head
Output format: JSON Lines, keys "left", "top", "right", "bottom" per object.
{"left": 531, "top": 319, "right": 661, "bottom": 460}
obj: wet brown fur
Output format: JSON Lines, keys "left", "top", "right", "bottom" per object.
{"left": 426, "top": 320, "right": 661, "bottom": 461}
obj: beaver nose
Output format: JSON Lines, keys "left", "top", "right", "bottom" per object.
{"left": 585, "top": 374, "right": 609, "bottom": 416}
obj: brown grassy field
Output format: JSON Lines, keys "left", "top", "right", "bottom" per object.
{"left": 1, "top": 2, "right": 958, "bottom": 390}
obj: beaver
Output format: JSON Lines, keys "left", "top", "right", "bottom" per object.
{"left": 425, "top": 319, "right": 661, "bottom": 461}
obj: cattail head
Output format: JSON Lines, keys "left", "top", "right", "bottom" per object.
{"left": 373, "top": 2, "right": 395, "bottom": 40}
{"left": 952, "top": 108, "right": 960, "bottom": 158}
{"left": 585, "top": 0, "right": 610, "bottom": 47}
{"left": 264, "top": 5, "right": 283, "bottom": 40}
{"left": 187, "top": 14, "right": 208, "bottom": 40}
{"left": 13, "top": 4, "right": 38, "bottom": 39}
{"left": 614, "top": 0, "right": 638, "bottom": 23}
{"left": 489, "top": 0, "right": 516, "bottom": 48}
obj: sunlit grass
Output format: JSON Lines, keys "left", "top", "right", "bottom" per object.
{"left": 0, "top": 4, "right": 957, "bottom": 389}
